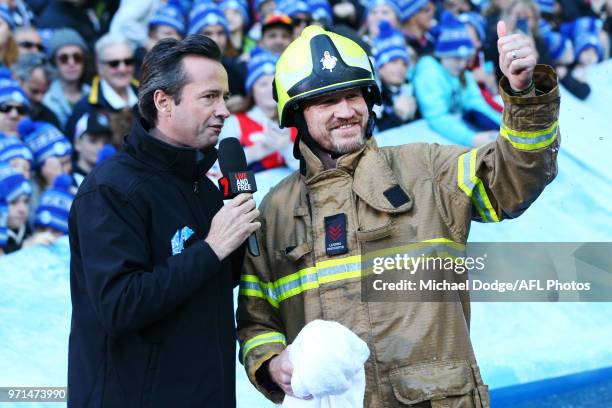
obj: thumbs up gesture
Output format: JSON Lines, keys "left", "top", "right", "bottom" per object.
{"left": 496, "top": 21, "right": 536, "bottom": 93}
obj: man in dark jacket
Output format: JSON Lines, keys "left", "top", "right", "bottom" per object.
{"left": 68, "top": 34, "right": 260, "bottom": 407}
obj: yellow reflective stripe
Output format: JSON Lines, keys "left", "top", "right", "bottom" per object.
{"left": 240, "top": 240, "right": 467, "bottom": 305}
{"left": 457, "top": 149, "right": 500, "bottom": 222}
{"left": 366, "top": 240, "right": 463, "bottom": 261}
{"left": 241, "top": 274, "right": 260, "bottom": 283}
{"left": 423, "top": 237, "right": 453, "bottom": 243}
{"left": 277, "top": 280, "right": 319, "bottom": 302}
{"left": 318, "top": 269, "right": 361, "bottom": 284}
{"left": 501, "top": 121, "right": 558, "bottom": 137}
{"left": 239, "top": 275, "right": 280, "bottom": 308}
{"left": 275, "top": 266, "right": 316, "bottom": 288}
{"left": 422, "top": 238, "right": 466, "bottom": 251}
{"left": 500, "top": 121, "right": 558, "bottom": 151}
{"left": 242, "top": 331, "right": 286, "bottom": 362}
{"left": 276, "top": 258, "right": 360, "bottom": 299}
{"left": 467, "top": 149, "right": 488, "bottom": 221}
{"left": 238, "top": 288, "right": 265, "bottom": 299}
{"left": 316, "top": 254, "right": 362, "bottom": 269}
{"left": 475, "top": 181, "right": 499, "bottom": 222}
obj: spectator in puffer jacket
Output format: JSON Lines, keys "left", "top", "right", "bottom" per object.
{"left": 413, "top": 12, "right": 502, "bottom": 146}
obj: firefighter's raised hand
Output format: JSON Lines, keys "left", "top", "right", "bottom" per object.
{"left": 497, "top": 21, "right": 536, "bottom": 93}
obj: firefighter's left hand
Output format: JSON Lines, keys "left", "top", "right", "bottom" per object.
{"left": 269, "top": 346, "right": 295, "bottom": 396}
{"left": 268, "top": 345, "right": 313, "bottom": 400}
{"left": 497, "top": 21, "right": 536, "bottom": 92}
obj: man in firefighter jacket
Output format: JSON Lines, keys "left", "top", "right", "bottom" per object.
{"left": 236, "top": 22, "right": 560, "bottom": 407}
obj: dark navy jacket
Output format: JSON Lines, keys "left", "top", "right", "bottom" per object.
{"left": 68, "top": 119, "right": 243, "bottom": 407}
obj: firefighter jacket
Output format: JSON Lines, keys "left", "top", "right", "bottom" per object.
{"left": 237, "top": 65, "right": 560, "bottom": 407}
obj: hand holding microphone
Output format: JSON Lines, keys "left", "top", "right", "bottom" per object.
{"left": 205, "top": 138, "right": 261, "bottom": 260}
{"left": 205, "top": 193, "right": 260, "bottom": 261}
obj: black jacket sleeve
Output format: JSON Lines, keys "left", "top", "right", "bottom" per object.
{"left": 71, "top": 184, "right": 222, "bottom": 337}
{"left": 230, "top": 243, "right": 247, "bottom": 288}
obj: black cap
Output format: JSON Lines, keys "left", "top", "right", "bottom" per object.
{"left": 75, "top": 111, "right": 112, "bottom": 140}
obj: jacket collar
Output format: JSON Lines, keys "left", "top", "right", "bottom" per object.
{"left": 88, "top": 75, "right": 140, "bottom": 108}
{"left": 124, "top": 119, "right": 218, "bottom": 181}
{"left": 299, "top": 138, "right": 412, "bottom": 213}
{"left": 298, "top": 138, "right": 367, "bottom": 181}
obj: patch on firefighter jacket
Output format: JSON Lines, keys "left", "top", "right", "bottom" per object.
{"left": 325, "top": 213, "right": 348, "bottom": 256}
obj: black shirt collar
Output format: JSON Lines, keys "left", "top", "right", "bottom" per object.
{"left": 125, "top": 119, "right": 218, "bottom": 181}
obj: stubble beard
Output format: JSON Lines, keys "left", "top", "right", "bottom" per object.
{"left": 330, "top": 130, "right": 366, "bottom": 154}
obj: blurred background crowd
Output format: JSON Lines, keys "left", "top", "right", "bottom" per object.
{"left": 0, "top": 0, "right": 609, "bottom": 257}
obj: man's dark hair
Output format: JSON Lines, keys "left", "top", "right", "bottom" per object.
{"left": 138, "top": 35, "right": 222, "bottom": 126}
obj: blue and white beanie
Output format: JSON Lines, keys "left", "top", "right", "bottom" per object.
{"left": 397, "top": 0, "right": 429, "bottom": 23}
{"left": 188, "top": 2, "right": 230, "bottom": 35}
{"left": 540, "top": 30, "right": 572, "bottom": 61}
{"left": 149, "top": 0, "right": 187, "bottom": 36}
{"left": 535, "top": 0, "right": 555, "bottom": 14}
{"left": 434, "top": 12, "right": 475, "bottom": 59}
{"left": 367, "top": 0, "right": 401, "bottom": 20}
{"left": 0, "top": 5, "right": 15, "bottom": 31}
{"left": 308, "top": 0, "right": 333, "bottom": 25}
{"left": 0, "top": 164, "right": 32, "bottom": 203}
{"left": 278, "top": 0, "right": 310, "bottom": 18}
{"left": 564, "top": 17, "right": 604, "bottom": 62}
{"left": 0, "top": 69, "right": 30, "bottom": 108}
{"left": 0, "top": 137, "right": 33, "bottom": 165}
{"left": 18, "top": 119, "right": 72, "bottom": 169}
{"left": 245, "top": 48, "right": 278, "bottom": 92}
{"left": 34, "top": 174, "right": 74, "bottom": 235}
{"left": 220, "top": 0, "right": 250, "bottom": 27}
{"left": 373, "top": 21, "right": 409, "bottom": 69}
{"left": 0, "top": 193, "right": 7, "bottom": 248}
{"left": 458, "top": 11, "right": 486, "bottom": 43}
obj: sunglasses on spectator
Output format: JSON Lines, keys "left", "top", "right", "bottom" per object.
{"left": 0, "top": 104, "right": 29, "bottom": 115}
{"left": 57, "top": 52, "right": 84, "bottom": 65}
{"left": 17, "top": 41, "right": 45, "bottom": 52}
{"left": 102, "top": 58, "right": 135, "bottom": 68}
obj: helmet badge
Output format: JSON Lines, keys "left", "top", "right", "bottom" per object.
{"left": 320, "top": 50, "right": 338, "bottom": 72}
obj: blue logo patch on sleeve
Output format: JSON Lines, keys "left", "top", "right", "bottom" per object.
{"left": 171, "top": 226, "right": 195, "bottom": 255}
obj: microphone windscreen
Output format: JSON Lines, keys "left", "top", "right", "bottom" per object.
{"left": 218, "top": 138, "right": 248, "bottom": 175}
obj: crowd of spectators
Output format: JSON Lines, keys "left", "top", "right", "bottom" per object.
{"left": 0, "top": 0, "right": 610, "bottom": 256}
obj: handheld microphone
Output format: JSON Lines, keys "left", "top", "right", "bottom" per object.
{"left": 217, "top": 138, "right": 260, "bottom": 256}
{"left": 217, "top": 138, "right": 258, "bottom": 199}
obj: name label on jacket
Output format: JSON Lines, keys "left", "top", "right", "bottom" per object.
{"left": 325, "top": 213, "right": 348, "bottom": 256}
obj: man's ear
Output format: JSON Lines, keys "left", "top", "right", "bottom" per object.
{"left": 153, "top": 89, "right": 172, "bottom": 117}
